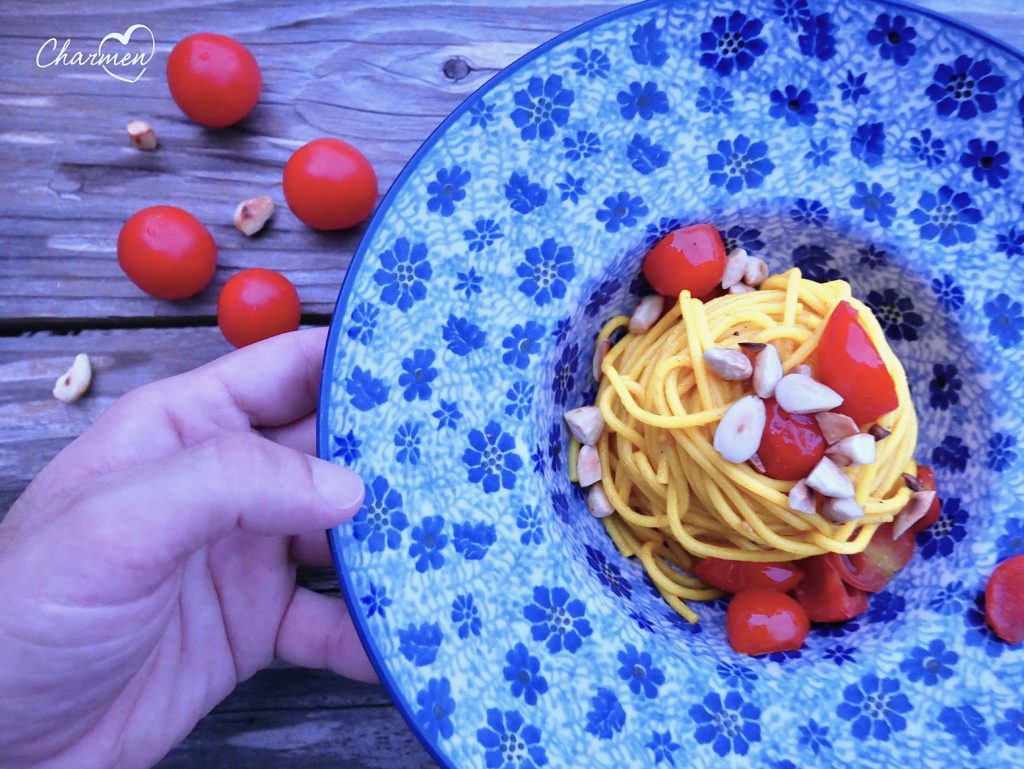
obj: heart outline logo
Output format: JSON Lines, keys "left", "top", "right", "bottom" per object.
{"left": 98, "top": 24, "right": 155, "bottom": 83}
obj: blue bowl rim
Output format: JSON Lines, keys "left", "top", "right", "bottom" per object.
{"left": 316, "top": 2, "right": 1024, "bottom": 767}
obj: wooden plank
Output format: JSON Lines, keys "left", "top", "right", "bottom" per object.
{"left": 216, "top": 663, "right": 392, "bottom": 713}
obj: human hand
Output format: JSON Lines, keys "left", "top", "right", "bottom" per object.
{"left": 0, "top": 328, "right": 371, "bottom": 769}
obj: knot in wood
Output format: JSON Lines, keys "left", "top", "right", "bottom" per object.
{"left": 442, "top": 56, "right": 470, "bottom": 82}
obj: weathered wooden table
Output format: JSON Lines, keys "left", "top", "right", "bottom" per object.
{"left": 1, "top": 1, "right": 1020, "bottom": 766}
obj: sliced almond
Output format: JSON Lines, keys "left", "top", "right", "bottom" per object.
{"left": 805, "top": 456, "right": 855, "bottom": 498}
{"left": 703, "top": 348, "right": 752, "bottom": 381}
{"left": 774, "top": 373, "right": 843, "bottom": 415}
{"left": 564, "top": 406, "right": 604, "bottom": 446}
{"left": 816, "top": 412, "right": 859, "bottom": 445}
{"left": 234, "top": 195, "right": 275, "bottom": 236}
{"left": 869, "top": 424, "right": 892, "bottom": 441}
{"left": 822, "top": 496, "right": 865, "bottom": 523}
{"left": 826, "top": 433, "right": 876, "bottom": 466}
{"left": 743, "top": 257, "right": 768, "bottom": 287}
{"left": 587, "top": 484, "right": 615, "bottom": 518}
{"left": 628, "top": 294, "right": 664, "bottom": 335}
{"left": 892, "top": 490, "right": 937, "bottom": 538}
{"left": 788, "top": 478, "right": 816, "bottom": 514}
{"left": 794, "top": 364, "right": 812, "bottom": 377}
{"left": 593, "top": 338, "right": 610, "bottom": 382}
{"left": 901, "top": 473, "right": 922, "bottom": 492}
{"left": 749, "top": 453, "right": 766, "bottom": 473}
{"left": 52, "top": 353, "right": 92, "bottom": 403}
{"left": 729, "top": 283, "right": 756, "bottom": 294}
{"left": 722, "top": 248, "right": 749, "bottom": 289}
{"left": 127, "top": 119, "right": 157, "bottom": 150}
{"left": 753, "top": 344, "right": 783, "bottom": 398}
{"left": 577, "top": 444, "right": 602, "bottom": 487}
{"left": 713, "top": 395, "right": 766, "bottom": 463}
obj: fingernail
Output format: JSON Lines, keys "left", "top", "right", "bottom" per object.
{"left": 311, "top": 461, "right": 365, "bottom": 513}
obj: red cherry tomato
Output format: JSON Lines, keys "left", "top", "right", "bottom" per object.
{"left": 757, "top": 398, "right": 826, "bottom": 480}
{"left": 641, "top": 224, "right": 725, "bottom": 299}
{"left": 217, "top": 268, "right": 301, "bottom": 348}
{"left": 910, "top": 465, "right": 942, "bottom": 534}
{"left": 283, "top": 138, "right": 378, "bottom": 231}
{"left": 695, "top": 558, "right": 804, "bottom": 593}
{"left": 726, "top": 589, "right": 810, "bottom": 655}
{"left": 117, "top": 205, "right": 216, "bottom": 300}
{"left": 817, "top": 301, "right": 899, "bottom": 425}
{"left": 825, "top": 522, "right": 916, "bottom": 592}
{"left": 167, "top": 33, "right": 261, "bottom": 128}
{"left": 985, "top": 554, "right": 1024, "bottom": 644}
{"left": 792, "top": 555, "right": 869, "bottom": 622}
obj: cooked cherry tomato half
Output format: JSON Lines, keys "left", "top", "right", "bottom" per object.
{"left": 910, "top": 465, "right": 943, "bottom": 534}
{"left": 726, "top": 589, "right": 810, "bottom": 656}
{"left": 117, "top": 205, "right": 216, "bottom": 300}
{"left": 825, "top": 522, "right": 915, "bottom": 592}
{"left": 817, "top": 301, "right": 899, "bottom": 425}
{"left": 792, "top": 554, "right": 869, "bottom": 623}
{"left": 283, "top": 138, "right": 378, "bottom": 231}
{"left": 641, "top": 223, "right": 725, "bottom": 300}
{"left": 217, "top": 268, "right": 301, "bottom": 348}
{"left": 695, "top": 558, "right": 804, "bottom": 593}
{"left": 757, "top": 398, "right": 826, "bottom": 480}
{"left": 986, "top": 554, "right": 1024, "bottom": 644}
{"left": 167, "top": 33, "right": 261, "bottom": 128}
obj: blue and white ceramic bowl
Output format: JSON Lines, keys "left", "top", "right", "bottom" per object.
{"left": 319, "top": 1, "right": 1024, "bottom": 766}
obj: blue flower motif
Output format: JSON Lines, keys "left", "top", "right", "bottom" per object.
{"left": 910, "top": 128, "right": 946, "bottom": 167}
{"left": 432, "top": 399, "right": 462, "bottom": 430}
{"left": 596, "top": 192, "right": 648, "bottom": 232}
{"left": 929, "top": 579, "right": 968, "bottom": 615}
{"left": 793, "top": 244, "right": 842, "bottom": 282}
{"left": 850, "top": 181, "right": 896, "bottom": 227}
{"left": 926, "top": 55, "right": 1005, "bottom": 119}
{"left": 409, "top": 514, "right": 447, "bottom": 572}
{"left": 804, "top": 137, "right": 836, "bottom": 168}
{"left": 463, "top": 421, "right": 522, "bottom": 493}
{"left": 469, "top": 99, "right": 495, "bottom": 129}
{"left": 427, "top": 165, "right": 470, "bottom": 216}
{"left": 556, "top": 172, "right": 586, "bottom": 204}
{"left": 360, "top": 582, "right": 392, "bottom": 618}
{"left": 562, "top": 129, "right": 601, "bottom": 161}
{"left": 867, "top": 14, "right": 917, "bottom": 65}
{"left": 452, "top": 521, "right": 496, "bottom": 560}
{"left": 899, "top": 638, "right": 958, "bottom": 685}
{"left": 836, "top": 674, "right": 912, "bottom": 741}
{"left": 932, "top": 436, "right": 970, "bottom": 473}
{"left": 464, "top": 218, "right": 504, "bottom": 253}
{"left": 505, "top": 171, "right": 548, "bottom": 215}
{"left": 523, "top": 585, "right": 592, "bottom": 654}
{"left": 346, "top": 366, "right": 390, "bottom": 411}
{"left": 931, "top": 273, "right": 965, "bottom": 312}
{"left": 851, "top": 121, "right": 886, "bottom": 167}
{"left": 510, "top": 74, "right": 573, "bottom": 141}
{"left": 398, "top": 348, "right": 436, "bottom": 402}
{"left": 584, "top": 544, "right": 632, "bottom": 598}
{"left": 865, "top": 288, "right": 924, "bottom": 341}
{"left": 628, "top": 133, "right": 670, "bottom": 175}
{"left": 586, "top": 687, "right": 626, "bottom": 738}
{"left": 584, "top": 278, "right": 621, "bottom": 318}
{"left": 816, "top": 619, "right": 861, "bottom": 638}
{"left": 823, "top": 644, "right": 856, "bottom": 665}
{"left": 799, "top": 13, "right": 836, "bottom": 61}
{"left": 646, "top": 731, "right": 681, "bottom": 765}
{"left": 918, "top": 497, "right": 968, "bottom": 558}
{"left": 720, "top": 225, "right": 764, "bottom": 254}
{"left": 998, "top": 226, "right": 1024, "bottom": 258}
{"left": 617, "top": 81, "right": 669, "bottom": 120}
{"left": 443, "top": 313, "right": 486, "bottom": 356}
{"left": 690, "top": 690, "right": 762, "bottom": 757}
{"left": 502, "top": 321, "right": 545, "bottom": 369}
{"left": 961, "top": 138, "right": 1010, "bottom": 188}
{"left": 770, "top": 85, "right": 817, "bottom": 126}
{"left": 451, "top": 593, "right": 482, "bottom": 639}
{"left": 547, "top": 423, "right": 563, "bottom": 473}
{"left": 454, "top": 267, "right": 483, "bottom": 299}
{"left": 798, "top": 719, "right": 832, "bottom": 755}
{"left": 929, "top": 363, "right": 962, "bottom": 410}
{"left": 373, "top": 237, "right": 432, "bottom": 312}
{"left": 415, "top": 678, "right": 455, "bottom": 742}
{"left": 985, "top": 293, "right": 1024, "bottom": 347}
{"left": 996, "top": 518, "right": 1024, "bottom": 560}
{"left": 347, "top": 301, "right": 378, "bottom": 345}
{"left": 768, "top": 648, "right": 802, "bottom": 663}
{"left": 630, "top": 610, "right": 656, "bottom": 633}
{"left": 700, "top": 11, "right": 767, "bottom": 75}
{"left": 505, "top": 380, "right": 534, "bottom": 420}
{"left": 551, "top": 343, "right": 579, "bottom": 406}
{"left": 707, "top": 134, "right": 775, "bottom": 194}
{"left": 715, "top": 661, "right": 757, "bottom": 691}
{"left": 859, "top": 244, "right": 888, "bottom": 267}
{"left": 996, "top": 707, "right": 1024, "bottom": 746}
{"left": 530, "top": 444, "right": 544, "bottom": 474}
{"left": 516, "top": 505, "right": 544, "bottom": 545}
{"left": 394, "top": 421, "right": 421, "bottom": 465}
{"left": 551, "top": 490, "right": 570, "bottom": 524}
{"left": 939, "top": 705, "right": 989, "bottom": 755}
{"left": 503, "top": 643, "right": 548, "bottom": 705}
{"left": 774, "top": 0, "right": 811, "bottom": 30}
{"left": 631, "top": 19, "right": 668, "bottom": 67}
{"left": 790, "top": 197, "right": 828, "bottom": 226}
{"left": 617, "top": 644, "right": 665, "bottom": 698}
{"left": 397, "top": 621, "right": 442, "bottom": 666}
{"left": 571, "top": 47, "right": 610, "bottom": 79}
{"left": 866, "top": 590, "right": 905, "bottom": 623}
{"left": 476, "top": 709, "right": 547, "bottom": 769}
{"left": 839, "top": 70, "right": 870, "bottom": 102}
{"left": 331, "top": 429, "right": 361, "bottom": 465}
{"left": 696, "top": 85, "right": 733, "bottom": 115}
{"left": 517, "top": 238, "right": 575, "bottom": 305}
{"left": 987, "top": 432, "right": 1017, "bottom": 471}
{"left": 966, "top": 591, "right": 1011, "bottom": 657}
